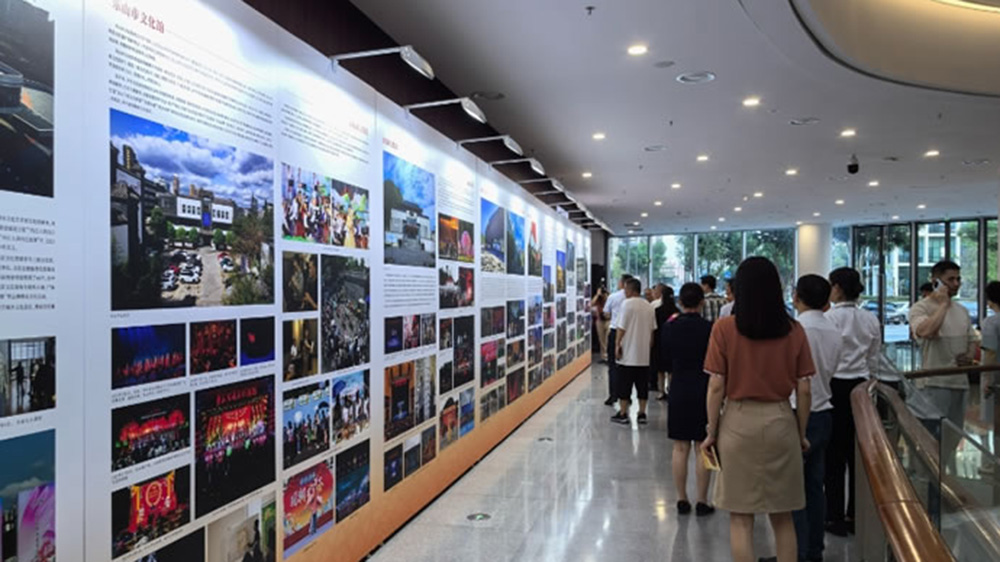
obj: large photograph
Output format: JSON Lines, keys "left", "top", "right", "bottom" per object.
{"left": 112, "top": 466, "right": 190, "bottom": 558}
{"left": 505, "top": 210, "right": 525, "bottom": 275}
{"left": 528, "top": 221, "right": 542, "bottom": 277}
{"left": 480, "top": 198, "right": 505, "bottom": 273}
{"left": 0, "top": 0, "right": 54, "bottom": 198}
{"left": 332, "top": 370, "right": 370, "bottom": 444}
{"left": 282, "top": 381, "right": 331, "bottom": 469}
{"left": 110, "top": 109, "right": 274, "bottom": 310}
{"left": 384, "top": 152, "right": 435, "bottom": 267}
{"left": 195, "top": 376, "right": 276, "bottom": 518}
{"left": 336, "top": 440, "right": 370, "bottom": 521}
{"left": 0, "top": 336, "right": 56, "bottom": 416}
{"left": 281, "top": 163, "right": 369, "bottom": 248}
{"left": 111, "top": 393, "right": 190, "bottom": 471}
{"left": 321, "top": 254, "right": 371, "bottom": 373}
{"left": 283, "top": 458, "right": 334, "bottom": 557}
{"left": 0, "top": 430, "right": 55, "bottom": 562}
{"left": 112, "top": 325, "right": 184, "bottom": 389}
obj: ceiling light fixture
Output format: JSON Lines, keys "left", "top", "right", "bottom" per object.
{"left": 592, "top": 132, "right": 606, "bottom": 141}
{"left": 458, "top": 135, "right": 522, "bottom": 156}
{"left": 710, "top": 226, "right": 717, "bottom": 230}
{"left": 813, "top": 212, "right": 821, "bottom": 217}
{"left": 917, "top": 204, "right": 927, "bottom": 209}
{"left": 627, "top": 44, "right": 649, "bottom": 56}
{"left": 835, "top": 199, "right": 845, "bottom": 205}
{"left": 671, "top": 183, "right": 682, "bottom": 189}
{"left": 633, "top": 221, "right": 641, "bottom": 226}
{"left": 405, "top": 97, "right": 487, "bottom": 124}
{"left": 641, "top": 212, "right": 649, "bottom": 218}
{"left": 785, "top": 168, "right": 798, "bottom": 176}
{"left": 696, "top": 154, "right": 709, "bottom": 162}
{"left": 654, "top": 201, "right": 663, "bottom": 206}
{"left": 868, "top": 180, "right": 879, "bottom": 187}
{"left": 330, "top": 45, "right": 434, "bottom": 80}
{"left": 518, "top": 178, "right": 563, "bottom": 192}
{"left": 718, "top": 217, "right": 726, "bottom": 222}
{"left": 734, "top": 207, "right": 742, "bottom": 212}
{"left": 582, "top": 172, "right": 592, "bottom": 179}
{"left": 840, "top": 128, "right": 856, "bottom": 138}
{"left": 924, "top": 149, "right": 940, "bottom": 158}
{"left": 795, "top": 221, "right": 803, "bottom": 226}
{"left": 892, "top": 215, "right": 900, "bottom": 220}
{"left": 676, "top": 71, "right": 717, "bottom": 84}
{"left": 753, "top": 192, "right": 763, "bottom": 198}
{"left": 742, "top": 96, "right": 761, "bottom": 107}
{"left": 490, "top": 157, "right": 545, "bottom": 176}
{"left": 933, "top": 0, "right": 1000, "bottom": 15}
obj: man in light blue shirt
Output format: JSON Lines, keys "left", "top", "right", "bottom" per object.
{"left": 603, "top": 274, "right": 631, "bottom": 405}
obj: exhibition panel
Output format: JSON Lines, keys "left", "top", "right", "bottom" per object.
{"left": 0, "top": 0, "right": 591, "bottom": 561}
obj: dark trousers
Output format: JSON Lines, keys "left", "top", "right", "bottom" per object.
{"left": 606, "top": 328, "right": 617, "bottom": 399}
{"left": 826, "top": 377, "right": 865, "bottom": 524}
{"left": 794, "top": 410, "right": 833, "bottom": 560}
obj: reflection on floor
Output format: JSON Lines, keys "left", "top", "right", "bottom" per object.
{"left": 369, "top": 363, "right": 856, "bottom": 562}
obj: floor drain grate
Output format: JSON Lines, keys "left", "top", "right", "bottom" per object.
{"left": 467, "top": 512, "right": 492, "bottom": 521}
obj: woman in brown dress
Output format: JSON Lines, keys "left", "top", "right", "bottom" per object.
{"left": 701, "top": 257, "right": 816, "bottom": 562}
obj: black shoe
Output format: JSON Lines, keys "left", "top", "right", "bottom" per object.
{"left": 758, "top": 557, "right": 777, "bottom": 562}
{"left": 677, "top": 500, "right": 692, "bottom": 514}
{"left": 695, "top": 502, "right": 715, "bottom": 516}
{"left": 610, "top": 412, "right": 629, "bottom": 424}
{"left": 825, "top": 520, "right": 848, "bottom": 537}
{"left": 657, "top": 393, "right": 668, "bottom": 401}
{"left": 603, "top": 397, "right": 616, "bottom": 406}
{"left": 637, "top": 413, "right": 648, "bottom": 425}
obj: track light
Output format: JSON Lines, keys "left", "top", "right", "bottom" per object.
{"left": 405, "top": 97, "right": 487, "bottom": 124}
{"left": 330, "top": 45, "right": 434, "bottom": 80}
{"left": 490, "top": 157, "right": 545, "bottom": 176}
{"left": 458, "top": 135, "right": 523, "bottom": 156}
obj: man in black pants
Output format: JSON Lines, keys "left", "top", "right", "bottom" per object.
{"left": 611, "top": 278, "right": 656, "bottom": 425}
{"left": 603, "top": 274, "right": 631, "bottom": 405}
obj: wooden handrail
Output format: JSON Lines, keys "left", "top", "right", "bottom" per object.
{"left": 851, "top": 380, "right": 956, "bottom": 562}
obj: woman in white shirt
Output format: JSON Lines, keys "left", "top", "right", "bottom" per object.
{"left": 823, "top": 267, "right": 881, "bottom": 537}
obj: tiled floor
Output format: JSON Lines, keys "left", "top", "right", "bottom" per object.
{"left": 369, "top": 363, "right": 857, "bottom": 561}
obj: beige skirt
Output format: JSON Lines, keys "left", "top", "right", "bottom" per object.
{"left": 714, "top": 399, "right": 805, "bottom": 514}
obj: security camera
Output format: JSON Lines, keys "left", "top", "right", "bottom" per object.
{"left": 847, "top": 154, "right": 859, "bottom": 175}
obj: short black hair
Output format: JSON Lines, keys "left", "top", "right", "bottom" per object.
{"left": 919, "top": 282, "right": 934, "bottom": 294}
{"left": 679, "top": 282, "right": 705, "bottom": 309}
{"left": 931, "top": 260, "right": 960, "bottom": 278}
{"left": 625, "top": 278, "right": 642, "bottom": 294}
{"left": 733, "top": 257, "right": 792, "bottom": 340}
{"left": 620, "top": 274, "right": 633, "bottom": 283}
{"left": 796, "top": 274, "right": 831, "bottom": 311}
{"left": 829, "top": 267, "right": 864, "bottom": 301}
{"left": 986, "top": 281, "right": 1000, "bottom": 306}
{"left": 700, "top": 275, "right": 717, "bottom": 291}
{"left": 661, "top": 285, "right": 675, "bottom": 298}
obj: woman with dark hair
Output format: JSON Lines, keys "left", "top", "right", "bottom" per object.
{"left": 823, "top": 267, "right": 880, "bottom": 536}
{"left": 655, "top": 284, "right": 680, "bottom": 399}
{"left": 661, "top": 283, "right": 715, "bottom": 515}
{"left": 702, "top": 257, "right": 815, "bottom": 562}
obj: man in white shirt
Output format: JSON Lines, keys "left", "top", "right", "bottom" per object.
{"left": 772, "top": 275, "right": 842, "bottom": 562}
{"left": 909, "top": 261, "right": 980, "bottom": 465}
{"left": 719, "top": 278, "right": 735, "bottom": 319}
{"left": 612, "top": 278, "right": 657, "bottom": 425}
{"left": 603, "top": 274, "right": 631, "bottom": 406}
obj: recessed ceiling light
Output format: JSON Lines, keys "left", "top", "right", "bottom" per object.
{"left": 734, "top": 207, "right": 742, "bottom": 212}
{"left": 676, "top": 71, "right": 716, "bottom": 84}
{"left": 868, "top": 180, "right": 879, "bottom": 187}
{"left": 641, "top": 212, "right": 649, "bottom": 218}
{"left": 785, "top": 168, "right": 798, "bottom": 176}
{"left": 892, "top": 215, "right": 900, "bottom": 220}
{"left": 795, "top": 221, "right": 803, "bottom": 226}
{"left": 742, "top": 96, "right": 761, "bottom": 107}
{"left": 924, "top": 149, "right": 939, "bottom": 158}
{"left": 835, "top": 199, "right": 845, "bottom": 205}
{"left": 753, "top": 192, "right": 763, "bottom": 198}
{"left": 710, "top": 225, "right": 717, "bottom": 230}
{"left": 582, "top": 171, "right": 592, "bottom": 179}
{"left": 840, "top": 128, "right": 857, "bottom": 138}
{"left": 790, "top": 117, "right": 820, "bottom": 126}
{"left": 696, "top": 154, "right": 709, "bottom": 162}
{"left": 633, "top": 221, "right": 641, "bottom": 226}
{"left": 813, "top": 212, "right": 821, "bottom": 217}
{"left": 592, "top": 132, "right": 606, "bottom": 141}
{"left": 917, "top": 204, "right": 927, "bottom": 209}
{"left": 671, "top": 183, "right": 681, "bottom": 189}
{"left": 627, "top": 44, "right": 649, "bottom": 56}
{"left": 654, "top": 200, "right": 663, "bottom": 206}
{"left": 628, "top": 230, "right": 635, "bottom": 234}
{"left": 718, "top": 217, "right": 726, "bottom": 222}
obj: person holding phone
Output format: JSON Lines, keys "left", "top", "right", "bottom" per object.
{"left": 702, "top": 257, "right": 815, "bottom": 562}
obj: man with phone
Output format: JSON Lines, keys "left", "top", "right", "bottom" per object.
{"left": 909, "top": 260, "right": 980, "bottom": 463}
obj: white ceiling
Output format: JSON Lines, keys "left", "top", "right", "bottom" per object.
{"left": 351, "top": 0, "right": 1000, "bottom": 235}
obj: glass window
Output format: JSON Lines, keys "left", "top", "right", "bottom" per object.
{"left": 917, "top": 222, "right": 946, "bottom": 289}
{"left": 609, "top": 236, "right": 650, "bottom": 289}
{"left": 950, "top": 220, "right": 979, "bottom": 324}
{"left": 884, "top": 224, "right": 911, "bottom": 342}
{"left": 832, "top": 226, "right": 851, "bottom": 269}
{"left": 855, "top": 226, "right": 884, "bottom": 325}
{"left": 746, "top": 229, "right": 796, "bottom": 300}
{"left": 609, "top": 237, "right": 627, "bottom": 286}
{"left": 650, "top": 234, "right": 694, "bottom": 288}
{"left": 696, "top": 231, "right": 743, "bottom": 286}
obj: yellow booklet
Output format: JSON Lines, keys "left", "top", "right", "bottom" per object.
{"left": 701, "top": 446, "right": 721, "bottom": 471}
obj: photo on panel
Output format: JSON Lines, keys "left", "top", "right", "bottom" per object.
{"left": 0, "top": 429, "right": 55, "bottom": 561}
{"left": 505, "top": 299, "right": 525, "bottom": 339}
{"left": 282, "top": 458, "right": 334, "bottom": 557}
{"left": 280, "top": 163, "right": 369, "bottom": 248}
{"left": 282, "top": 381, "right": 331, "bottom": 469}
{"left": 505, "top": 210, "right": 525, "bottom": 275}
{"left": 111, "top": 393, "right": 190, "bottom": 472}
{"left": 111, "top": 466, "right": 191, "bottom": 558}
{"left": 438, "top": 317, "right": 453, "bottom": 350}
{"left": 205, "top": 493, "right": 277, "bottom": 562}
{"left": 239, "top": 316, "right": 275, "bottom": 366}
{"left": 438, "top": 213, "right": 459, "bottom": 261}
{"left": 332, "top": 369, "right": 370, "bottom": 445}
{"left": 555, "top": 250, "right": 566, "bottom": 294}
{"left": 112, "top": 325, "right": 184, "bottom": 389}
{"left": 420, "top": 426, "right": 437, "bottom": 466}
{"left": 0, "top": 336, "right": 56, "bottom": 416}
{"left": 438, "top": 397, "right": 458, "bottom": 451}
{"left": 134, "top": 528, "right": 205, "bottom": 562}
{"left": 320, "top": 254, "right": 370, "bottom": 373}
{"left": 451, "top": 315, "right": 475, "bottom": 388}
{"left": 336, "top": 440, "right": 370, "bottom": 521}
{"left": 384, "top": 316, "right": 403, "bottom": 355}
{"left": 458, "top": 387, "right": 475, "bottom": 437}
{"left": 283, "top": 251, "right": 318, "bottom": 312}
{"left": 383, "top": 152, "right": 435, "bottom": 268}
{"left": 110, "top": 109, "right": 274, "bottom": 310}
{"left": 528, "top": 221, "right": 542, "bottom": 277}
{"left": 190, "top": 320, "right": 237, "bottom": 375}
{"left": 384, "top": 361, "right": 414, "bottom": 441}
{"left": 282, "top": 318, "right": 318, "bottom": 382}
{"left": 480, "top": 198, "right": 505, "bottom": 273}
{"left": 383, "top": 444, "right": 403, "bottom": 492}
{"left": 458, "top": 219, "right": 475, "bottom": 264}
{"left": 403, "top": 434, "right": 421, "bottom": 479}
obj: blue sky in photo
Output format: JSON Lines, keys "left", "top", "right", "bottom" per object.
{"left": 384, "top": 151, "right": 435, "bottom": 222}
{"left": 0, "top": 430, "right": 54, "bottom": 505}
{"left": 506, "top": 210, "right": 525, "bottom": 250}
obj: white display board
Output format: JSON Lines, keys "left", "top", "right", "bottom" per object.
{"left": 2, "top": 0, "right": 591, "bottom": 560}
